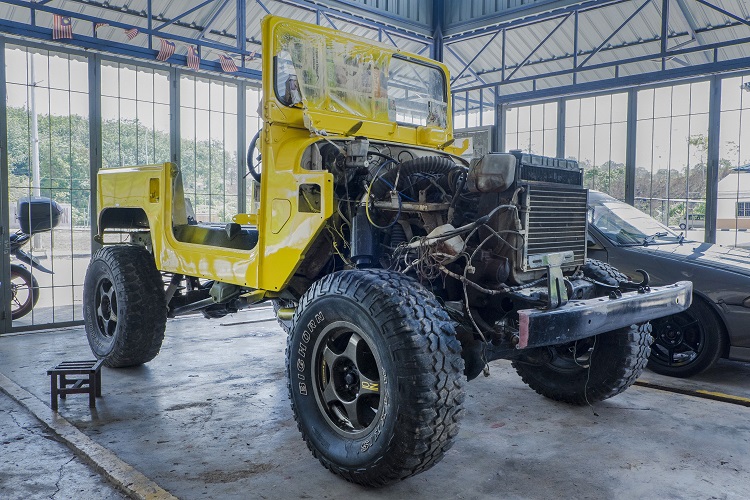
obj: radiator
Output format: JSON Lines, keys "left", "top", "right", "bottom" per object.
{"left": 523, "top": 184, "right": 588, "bottom": 271}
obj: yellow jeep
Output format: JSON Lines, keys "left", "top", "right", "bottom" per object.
{"left": 84, "top": 15, "right": 692, "bottom": 486}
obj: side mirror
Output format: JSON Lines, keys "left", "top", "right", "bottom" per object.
{"left": 587, "top": 238, "right": 604, "bottom": 250}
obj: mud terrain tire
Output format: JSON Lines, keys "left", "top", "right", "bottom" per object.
{"left": 286, "top": 269, "right": 465, "bottom": 486}
{"left": 512, "top": 323, "right": 652, "bottom": 405}
{"left": 582, "top": 259, "right": 628, "bottom": 284}
{"left": 84, "top": 245, "right": 167, "bottom": 368}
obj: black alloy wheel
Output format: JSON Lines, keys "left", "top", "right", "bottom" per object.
{"left": 312, "top": 322, "right": 383, "bottom": 437}
{"left": 648, "top": 299, "right": 725, "bottom": 378}
{"left": 94, "top": 277, "right": 118, "bottom": 338}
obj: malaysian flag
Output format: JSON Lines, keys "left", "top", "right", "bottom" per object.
{"left": 94, "top": 22, "right": 108, "bottom": 31}
{"left": 52, "top": 14, "right": 73, "bottom": 40}
{"left": 124, "top": 28, "right": 139, "bottom": 40}
{"left": 219, "top": 54, "right": 238, "bottom": 73}
{"left": 156, "top": 39, "right": 176, "bottom": 62}
{"left": 187, "top": 46, "right": 200, "bottom": 70}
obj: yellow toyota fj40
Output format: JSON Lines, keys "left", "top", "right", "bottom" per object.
{"left": 84, "top": 15, "right": 692, "bottom": 486}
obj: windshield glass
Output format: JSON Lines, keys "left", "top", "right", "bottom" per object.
{"left": 387, "top": 57, "right": 447, "bottom": 127}
{"left": 590, "top": 195, "right": 681, "bottom": 245}
{"left": 274, "top": 28, "right": 447, "bottom": 127}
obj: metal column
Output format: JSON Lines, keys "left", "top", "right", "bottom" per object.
{"left": 88, "top": 53, "right": 102, "bottom": 251}
{"left": 0, "top": 39, "right": 10, "bottom": 334}
{"left": 170, "top": 68, "right": 181, "bottom": 166}
{"left": 705, "top": 75, "right": 721, "bottom": 244}
{"left": 625, "top": 88, "right": 638, "bottom": 206}
{"left": 556, "top": 97, "right": 566, "bottom": 159}
{"left": 237, "top": 80, "right": 247, "bottom": 214}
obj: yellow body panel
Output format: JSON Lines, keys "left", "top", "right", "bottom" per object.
{"left": 96, "top": 15, "right": 456, "bottom": 293}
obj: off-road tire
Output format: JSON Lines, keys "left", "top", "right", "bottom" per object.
{"left": 9, "top": 264, "right": 40, "bottom": 320}
{"left": 512, "top": 323, "right": 652, "bottom": 405}
{"left": 582, "top": 259, "right": 628, "bottom": 285}
{"left": 286, "top": 269, "right": 465, "bottom": 487}
{"left": 648, "top": 298, "right": 725, "bottom": 378}
{"left": 83, "top": 245, "right": 167, "bottom": 368}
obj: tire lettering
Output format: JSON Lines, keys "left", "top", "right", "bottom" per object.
{"left": 295, "top": 312, "right": 326, "bottom": 398}
{"left": 360, "top": 439, "right": 371, "bottom": 452}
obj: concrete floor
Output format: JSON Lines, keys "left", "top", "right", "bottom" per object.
{"left": 1, "top": 307, "right": 749, "bottom": 499}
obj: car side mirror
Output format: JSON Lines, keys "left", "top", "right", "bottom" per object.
{"left": 587, "top": 238, "right": 604, "bottom": 250}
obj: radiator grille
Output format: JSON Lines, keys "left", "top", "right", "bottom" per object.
{"left": 524, "top": 185, "right": 588, "bottom": 270}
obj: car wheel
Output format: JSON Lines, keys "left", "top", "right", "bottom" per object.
{"left": 648, "top": 298, "right": 725, "bottom": 378}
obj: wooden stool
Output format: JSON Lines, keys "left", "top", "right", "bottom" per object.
{"left": 47, "top": 360, "right": 103, "bottom": 411}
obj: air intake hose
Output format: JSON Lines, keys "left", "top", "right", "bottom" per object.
{"left": 370, "top": 156, "right": 466, "bottom": 200}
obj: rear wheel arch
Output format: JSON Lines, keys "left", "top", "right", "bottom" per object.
{"left": 98, "top": 207, "right": 150, "bottom": 233}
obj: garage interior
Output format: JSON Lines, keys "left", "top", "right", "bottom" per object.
{"left": 1, "top": 0, "right": 750, "bottom": 498}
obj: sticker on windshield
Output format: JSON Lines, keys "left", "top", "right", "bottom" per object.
{"left": 427, "top": 100, "right": 447, "bottom": 128}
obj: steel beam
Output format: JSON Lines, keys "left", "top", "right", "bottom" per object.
{"left": 445, "top": 45, "right": 486, "bottom": 86}
{"left": 694, "top": 0, "right": 750, "bottom": 28}
{"left": 457, "top": 33, "right": 750, "bottom": 99}
{"left": 154, "top": 0, "right": 219, "bottom": 31}
{"left": 451, "top": 29, "right": 502, "bottom": 85}
{"left": 577, "top": 0, "right": 651, "bottom": 69}
{"left": 432, "top": 0, "right": 444, "bottom": 62}
{"left": 198, "top": 0, "right": 233, "bottom": 42}
{"left": 0, "top": 20, "right": 262, "bottom": 80}
{"left": 505, "top": 12, "right": 572, "bottom": 81}
{"left": 444, "top": 0, "right": 632, "bottom": 40}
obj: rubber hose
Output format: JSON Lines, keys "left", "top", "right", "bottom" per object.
{"left": 371, "top": 156, "right": 466, "bottom": 200}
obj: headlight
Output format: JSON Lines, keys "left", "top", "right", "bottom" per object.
{"left": 743, "top": 297, "right": 750, "bottom": 308}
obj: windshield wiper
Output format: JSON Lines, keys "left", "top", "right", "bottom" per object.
{"left": 642, "top": 232, "right": 668, "bottom": 246}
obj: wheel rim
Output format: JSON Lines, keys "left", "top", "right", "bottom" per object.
{"left": 650, "top": 312, "right": 704, "bottom": 368}
{"left": 545, "top": 339, "right": 594, "bottom": 373}
{"left": 10, "top": 272, "right": 32, "bottom": 316}
{"left": 95, "top": 277, "right": 118, "bottom": 338}
{"left": 311, "top": 321, "right": 384, "bottom": 439}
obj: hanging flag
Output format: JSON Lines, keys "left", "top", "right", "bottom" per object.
{"left": 219, "top": 54, "right": 238, "bottom": 73}
{"left": 52, "top": 14, "right": 73, "bottom": 40}
{"left": 187, "top": 46, "right": 200, "bottom": 70}
{"left": 156, "top": 39, "right": 176, "bottom": 61}
{"left": 94, "top": 22, "right": 108, "bottom": 31}
{"left": 124, "top": 28, "right": 139, "bottom": 40}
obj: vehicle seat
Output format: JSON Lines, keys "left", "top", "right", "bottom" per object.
{"left": 171, "top": 166, "right": 259, "bottom": 251}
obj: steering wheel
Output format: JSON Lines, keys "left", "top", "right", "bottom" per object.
{"left": 246, "top": 129, "right": 262, "bottom": 183}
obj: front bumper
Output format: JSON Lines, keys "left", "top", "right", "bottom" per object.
{"left": 517, "top": 281, "right": 693, "bottom": 349}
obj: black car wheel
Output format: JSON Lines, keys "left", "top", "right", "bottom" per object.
{"left": 648, "top": 298, "right": 725, "bottom": 378}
